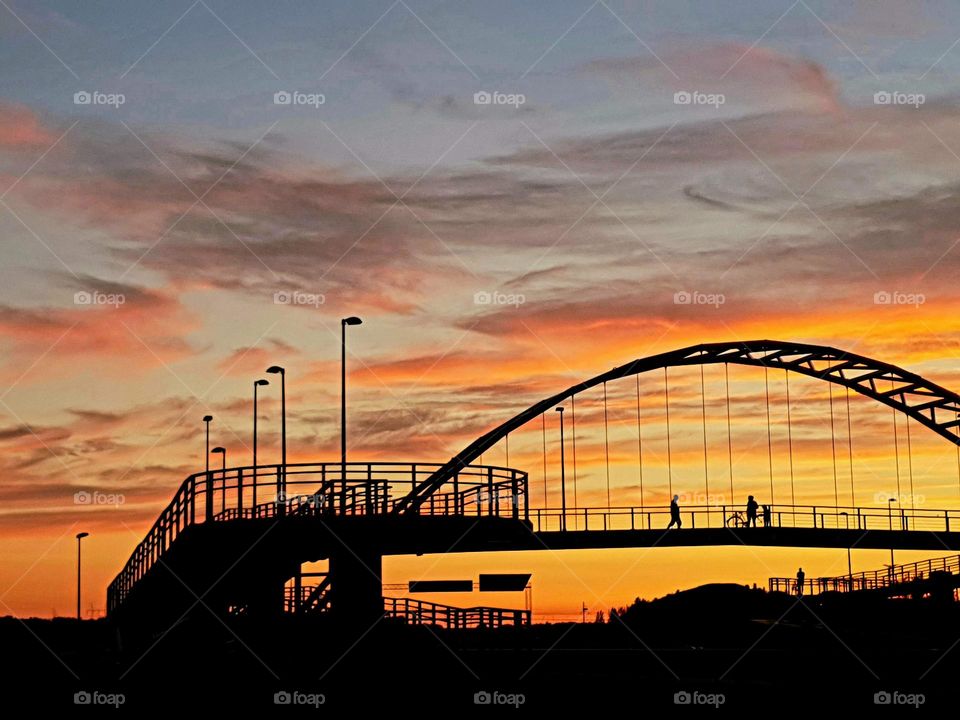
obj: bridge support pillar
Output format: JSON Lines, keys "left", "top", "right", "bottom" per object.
{"left": 328, "top": 548, "right": 383, "bottom": 626}
{"left": 247, "top": 573, "right": 287, "bottom": 618}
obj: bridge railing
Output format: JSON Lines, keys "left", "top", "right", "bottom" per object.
{"left": 206, "top": 462, "right": 527, "bottom": 520}
{"left": 384, "top": 596, "right": 530, "bottom": 629}
{"left": 769, "top": 554, "right": 960, "bottom": 595}
{"left": 106, "top": 461, "right": 528, "bottom": 614}
{"left": 527, "top": 503, "right": 960, "bottom": 533}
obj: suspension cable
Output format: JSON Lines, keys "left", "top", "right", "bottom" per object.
{"left": 636, "top": 374, "right": 644, "bottom": 509}
{"left": 505, "top": 433, "right": 509, "bottom": 467}
{"left": 956, "top": 413, "right": 960, "bottom": 502}
{"left": 603, "top": 381, "right": 611, "bottom": 509}
{"left": 571, "top": 394, "right": 578, "bottom": 511}
{"left": 845, "top": 387, "right": 854, "bottom": 506}
{"left": 785, "top": 370, "right": 795, "bottom": 505}
{"left": 665, "top": 367, "right": 673, "bottom": 498}
{"left": 905, "top": 414, "right": 915, "bottom": 510}
{"left": 828, "top": 361, "right": 839, "bottom": 507}
{"left": 725, "top": 363, "right": 733, "bottom": 504}
{"left": 701, "top": 365, "right": 709, "bottom": 518}
{"left": 764, "top": 366, "right": 774, "bottom": 504}
{"left": 541, "top": 413, "right": 547, "bottom": 507}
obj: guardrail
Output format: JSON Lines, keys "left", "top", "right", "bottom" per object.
{"left": 769, "top": 554, "right": 960, "bottom": 595}
{"left": 528, "top": 503, "right": 960, "bottom": 533}
{"left": 384, "top": 596, "right": 529, "bottom": 629}
{"left": 107, "top": 462, "right": 528, "bottom": 614}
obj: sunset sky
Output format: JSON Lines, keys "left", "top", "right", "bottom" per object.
{"left": 4, "top": 1, "right": 960, "bottom": 620}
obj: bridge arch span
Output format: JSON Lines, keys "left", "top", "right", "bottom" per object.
{"left": 396, "top": 340, "right": 960, "bottom": 513}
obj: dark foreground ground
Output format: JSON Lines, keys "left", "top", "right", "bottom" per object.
{"left": 1, "top": 584, "right": 956, "bottom": 713}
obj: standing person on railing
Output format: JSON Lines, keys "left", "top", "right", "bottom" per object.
{"left": 795, "top": 567, "right": 805, "bottom": 596}
{"left": 746, "top": 495, "right": 759, "bottom": 527}
{"left": 667, "top": 494, "right": 682, "bottom": 529}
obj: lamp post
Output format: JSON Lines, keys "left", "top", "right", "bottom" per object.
{"left": 888, "top": 497, "right": 897, "bottom": 575}
{"left": 266, "top": 366, "right": 286, "bottom": 507}
{"left": 341, "top": 317, "right": 362, "bottom": 474}
{"left": 341, "top": 317, "right": 362, "bottom": 514}
{"left": 211, "top": 447, "right": 226, "bottom": 514}
{"left": 839, "top": 511, "right": 852, "bottom": 590}
{"left": 253, "top": 379, "right": 269, "bottom": 510}
{"left": 556, "top": 407, "right": 566, "bottom": 531}
{"left": 202, "top": 415, "right": 213, "bottom": 473}
{"left": 212, "top": 446, "right": 226, "bottom": 473}
{"left": 76, "top": 532, "right": 89, "bottom": 620}
{"left": 201, "top": 415, "right": 214, "bottom": 522}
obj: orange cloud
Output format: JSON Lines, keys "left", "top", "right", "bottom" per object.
{"left": 0, "top": 277, "right": 197, "bottom": 383}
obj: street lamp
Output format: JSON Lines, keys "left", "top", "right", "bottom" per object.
{"left": 211, "top": 447, "right": 226, "bottom": 514}
{"left": 839, "top": 511, "right": 852, "bottom": 590}
{"left": 266, "top": 366, "right": 286, "bottom": 507}
{"left": 888, "top": 497, "right": 897, "bottom": 574}
{"left": 202, "top": 415, "right": 213, "bottom": 474}
{"left": 252, "top": 379, "right": 269, "bottom": 510}
{"left": 341, "top": 317, "right": 362, "bottom": 514}
{"left": 211, "top": 446, "right": 226, "bottom": 472}
{"left": 76, "top": 532, "right": 89, "bottom": 620}
{"left": 341, "top": 317, "right": 362, "bottom": 472}
{"left": 556, "top": 407, "right": 566, "bottom": 531}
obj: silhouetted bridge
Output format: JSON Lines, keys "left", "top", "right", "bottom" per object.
{"left": 769, "top": 554, "right": 960, "bottom": 599}
{"left": 106, "top": 340, "right": 960, "bottom": 630}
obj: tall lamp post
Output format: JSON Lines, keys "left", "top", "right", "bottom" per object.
{"left": 202, "top": 415, "right": 213, "bottom": 473}
{"left": 556, "top": 407, "right": 566, "bottom": 531}
{"left": 253, "top": 378, "right": 269, "bottom": 510}
{"left": 341, "top": 317, "right": 362, "bottom": 513}
{"left": 266, "top": 366, "right": 286, "bottom": 508}
{"left": 76, "top": 532, "right": 89, "bottom": 620}
{"left": 341, "top": 317, "right": 362, "bottom": 469}
{"left": 887, "top": 497, "right": 897, "bottom": 576}
{"left": 212, "top": 446, "right": 226, "bottom": 472}
{"left": 839, "top": 511, "right": 852, "bottom": 590}
{"left": 212, "top": 446, "right": 226, "bottom": 514}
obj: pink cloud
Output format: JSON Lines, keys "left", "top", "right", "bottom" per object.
{"left": 0, "top": 102, "right": 56, "bottom": 150}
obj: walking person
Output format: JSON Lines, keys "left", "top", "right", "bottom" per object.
{"left": 667, "top": 494, "right": 682, "bottom": 529}
{"left": 762, "top": 504, "right": 772, "bottom": 528}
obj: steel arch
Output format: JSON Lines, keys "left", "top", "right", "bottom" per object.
{"left": 394, "top": 340, "right": 960, "bottom": 514}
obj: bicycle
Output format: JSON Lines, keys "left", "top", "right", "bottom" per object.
{"left": 725, "top": 511, "right": 747, "bottom": 528}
